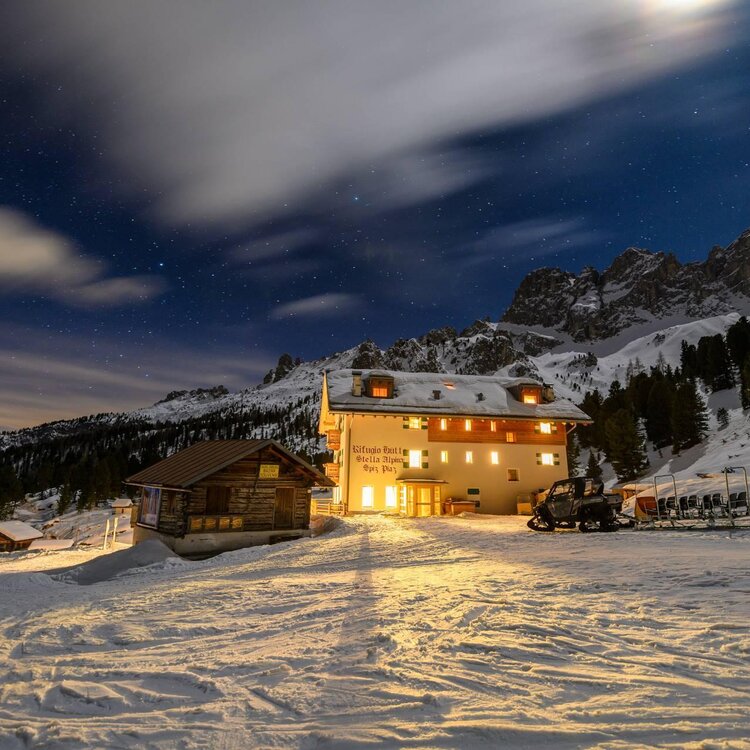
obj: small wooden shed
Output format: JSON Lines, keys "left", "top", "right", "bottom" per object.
{"left": 0, "top": 521, "right": 44, "bottom": 552}
{"left": 124, "top": 439, "right": 334, "bottom": 555}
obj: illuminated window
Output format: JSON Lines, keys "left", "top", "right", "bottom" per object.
{"left": 408, "top": 450, "right": 422, "bottom": 468}
{"left": 408, "top": 417, "right": 421, "bottom": 429}
{"left": 385, "top": 486, "right": 397, "bottom": 508}
{"left": 506, "top": 432, "right": 516, "bottom": 443}
{"left": 440, "top": 418, "right": 447, "bottom": 430}
{"left": 490, "top": 451, "right": 499, "bottom": 465}
{"left": 362, "top": 486, "right": 374, "bottom": 508}
{"left": 490, "top": 421, "right": 497, "bottom": 432}
{"left": 539, "top": 422, "right": 552, "bottom": 434}
{"left": 523, "top": 393, "right": 538, "bottom": 404}
{"left": 540, "top": 453, "right": 554, "bottom": 466}
{"left": 465, "top": 451, "right": 473, "bottom": 464}
{"left": 371, "top": 386, "right": 389, "bottom": 398}
{"left": 465, "top": 419, "right": 472, "bottom": 431}
{"left": 443, "top": 381, "right": 455, "bottom": 390}
{"left": 507, "top": 468, "right": 519, "bottom": 482}
{"left": 440, "top": 450, "right": 449, "bottom": 463}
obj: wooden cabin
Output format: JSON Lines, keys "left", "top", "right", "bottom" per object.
{"left": 0, "top": 521, "right": 44, "bottom": 552}
{"left": 125, "top": 439, "right": 334, "bottom": 556}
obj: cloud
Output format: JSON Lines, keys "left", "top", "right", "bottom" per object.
{"left": 461, "top": 217, "right": 602, "bottom": 266}
{"left": 0, "top": 1, "right": 736, "bottom": 228}
{"left": 0, "top": 207, "right": 164, "bottom": 307}
{"left": 0, "top": 323, "right": 275, "bottom": 430}
{"left": 269, "top": 293, "right": 362, "bottom": 320}
{"left": 229, "top": 228, "right": 318, "bottom": 263}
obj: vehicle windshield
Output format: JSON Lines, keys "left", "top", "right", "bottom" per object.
{"left": 548, "top": 481, "right": 575, "bottom": 501}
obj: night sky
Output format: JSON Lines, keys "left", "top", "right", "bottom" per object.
{"left": 1, "top": 1, "right": 749, "bottom": 430}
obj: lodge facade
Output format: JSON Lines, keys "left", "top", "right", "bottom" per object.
{"left": 319, "top": 369, "right": 591, "bottom": 516}
{"left": 125, "top": 439, "right": 334, "bottom": 555}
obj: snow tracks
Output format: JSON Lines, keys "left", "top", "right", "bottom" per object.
{"left": 1, "top": 516, "right": 750, "bottom": 748}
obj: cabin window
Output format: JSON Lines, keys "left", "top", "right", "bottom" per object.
{"left": 385, "top": 486, "right": 397, "bottom": 508}
{"left": 362, "top": 486, "right": 374, "bottom": 508}
{"left": 440, "top": 450, "right": 449, "bottom": 463}
{"left": 507, "top": 468, "right": 520, "bottom": 482}
{"left": 465, "top": 451, "right": 473, "bottom": 464}
{"left": 464, "top": 419, "right": 472, "bottom": 431}
{"left": 539, "top": 422, "right": 552, "bottom": 434}
{"left": 440, "top": 418, "right": 447, "bottom": 430}
{"left": 490, "top": 421, "right": 497, "bottom": 432}
{"left": 537, "top": 452, "right": 559, "bottom": 466}
{"left": 403, "top": 416, "right": 427, "bottom": 430}
{"left": 367, "top": 376, "right": 394, "bottom": 398}
{"left": 506, "top": 431, "right": 516, "bottom": 443}
{"left": 408, "top": 450, "right": 422, "bottom": 468}
{"left": 205, "top": 486, "right": 231, "bottom": 515}
{"left": 490, "top": 451, "right": 499, "bottom": 465}
{"left": 163, "top": 491, "right": 177, "bottom": 515}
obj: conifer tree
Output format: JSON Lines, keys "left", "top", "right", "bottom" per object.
{"left": 566, "top": 433, "right": 581, "bottom": 476}
{"left": 645, "top": 378, "right": 673, "bottom": 448}
{"left": 57, "top": 483, "right": 73, "bottom": 516}
{"left": 742, "top": 355, "right": 750, "bottom": 411}
{"left": 604, "top": 408, "right": 649, "bottom": 482}
{"left": 585, "top": 450, "right": 603, "bottom": 481}
{"left": 671, "top": 379, "right": 708, "bottom": 453}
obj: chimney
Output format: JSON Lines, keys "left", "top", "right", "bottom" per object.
{"left": 432, "top": 389, "right": 441, "bottom": 400}
{"left": 477, "top": 392, "right": 485, "bottom": 402}
{"left": 352, "top": 371, "right": 363, "bottom": 397}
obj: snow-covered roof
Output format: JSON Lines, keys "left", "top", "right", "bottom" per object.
{"left": 111, "top": 498, "right": 133, "bottom": 508}
{"left": 28, "top": 538, "right": 75, "bottom": 551}
{"left": 324, "top": 369, "right": 590, "bottom": 421}
{"left": 0, "top": 520, "right": 44, "bottom": 542}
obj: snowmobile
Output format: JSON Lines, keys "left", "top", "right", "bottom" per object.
{"left": 527, "top": 477, "right": 621, "bottom": 533}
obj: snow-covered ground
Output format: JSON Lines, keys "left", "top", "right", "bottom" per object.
{"left": 2, "top": 515, "right": 750, "bottom": 749}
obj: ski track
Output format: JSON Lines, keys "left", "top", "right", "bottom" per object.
{"left": 1, "top": 516, "right": 750, "bottom": 749}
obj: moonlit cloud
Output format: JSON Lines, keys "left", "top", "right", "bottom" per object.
{"left": 269, "top": 293, "right": 362, "bottom": 320}
{"left": 0, "top": 323, "right": 275, "bottom": 430}
{"left": 0, "top": 1, "right": 735, "bottom": 228}
{"left": 463, "top": 217, "right": 602, "bottom": 266}
{"left": 0, "top": 207, "right": 164, "bottom": 307}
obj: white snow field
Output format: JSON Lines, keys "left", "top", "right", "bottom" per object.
{"left": 1, "top": 516, "right": 750, "bottom": 750}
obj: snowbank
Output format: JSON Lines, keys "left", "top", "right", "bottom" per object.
{"left": 49, "top": 539, "right": 180, "bottom": 585}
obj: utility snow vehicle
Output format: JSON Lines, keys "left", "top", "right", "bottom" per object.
{"left": 527, "top": 477, "right": 620, "bottom": 533}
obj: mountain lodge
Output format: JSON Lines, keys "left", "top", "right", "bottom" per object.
{"left": 319, "top": 369, "right": 591, "bottom": 515}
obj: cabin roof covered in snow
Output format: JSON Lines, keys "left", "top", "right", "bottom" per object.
{"left": 324, "top": 369, "right": 591, "bottom": 421}
{"left": 0, "top": 520, "right": 43, "bottom": 541}
{"left": 125, "top": 438, "right": 335, "bottom": 489}
{"left": 111, "top": 498, "right": 133, "bottom": 508}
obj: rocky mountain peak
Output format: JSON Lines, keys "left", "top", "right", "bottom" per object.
{"left": 502, "top": 227, "right": 750, "bottom": 341}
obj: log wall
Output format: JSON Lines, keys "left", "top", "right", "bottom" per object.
{"left": 154, "top": 446, "right": 313, "bottom": 537}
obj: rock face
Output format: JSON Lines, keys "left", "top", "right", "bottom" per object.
{"left": 502, "top": 229, "right": 750, "bottom": 341}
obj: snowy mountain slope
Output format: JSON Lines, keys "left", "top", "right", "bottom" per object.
{"left": 4, "top": 229, "right": 750, "bottom": 487}
{"left": 531, "top": 313, "right": 742, "bottom": 403}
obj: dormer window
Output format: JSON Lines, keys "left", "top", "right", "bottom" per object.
{"left": 367, "top": 374, "right": 394, "bottom": 398}
{"left": 521, "top": 387, "right": 540, "bottom": 404}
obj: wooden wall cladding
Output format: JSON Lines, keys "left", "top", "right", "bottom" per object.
{"left": 427, "top": 418, "right": 567, "bottom": 445}
{"left": 156, "top": 446, "right": 313, "bottom": 535}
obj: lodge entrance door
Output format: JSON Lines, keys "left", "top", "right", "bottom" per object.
{"left": 273, "top": 488, "right": 295, "bottom": 529}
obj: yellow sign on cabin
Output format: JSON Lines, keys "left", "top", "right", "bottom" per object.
{"left": 259, "top": 464, "right": 279, "bottom": 479}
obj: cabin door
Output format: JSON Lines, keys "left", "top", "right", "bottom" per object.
{"left": 273, "top": 488, "right": 295, "bottom": 529}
